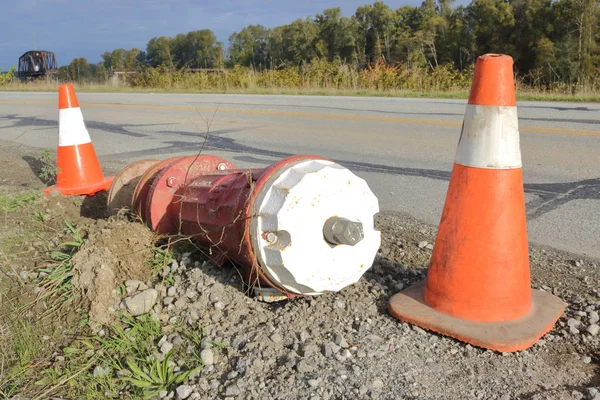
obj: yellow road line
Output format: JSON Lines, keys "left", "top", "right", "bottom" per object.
{"left": 2, "top": 99, "right": 599, "bottom": 137}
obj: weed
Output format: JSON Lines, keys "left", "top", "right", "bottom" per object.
{"left": 36, "top": 220, "right": 84, "bottom": 310}
{"left": 147, "top": 246, "right": 176, "bottom": 286}
{"left": 123, "top": 351, "right": 202, "bottom": 399}
{"left": 34, "top": 313, "right": 203, "bottom": 399}
{"left": 34, "top": 211, "right": 45, "bottom": 223}
{"left": 0, "top": 317, "right": 45, "bottom": 398}
{"left": 3, "top": 61, "right": 600, "bottom": 101}
{"left": 36, "top": 149, "right": 57, "bottom": 184}
{"left": 0, "top": 191, "right": 39, "bottom": 212}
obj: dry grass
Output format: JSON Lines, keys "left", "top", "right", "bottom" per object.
{"left": 2, "top": 60, "right": 600, "bottom": 102}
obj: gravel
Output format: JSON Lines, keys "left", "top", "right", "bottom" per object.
{"left": 112, "top": 211, "right": 600, "bottom": 399}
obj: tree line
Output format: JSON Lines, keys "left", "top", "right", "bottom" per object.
{"left": 60, "top": 0, "right": 600, "bottom": 88}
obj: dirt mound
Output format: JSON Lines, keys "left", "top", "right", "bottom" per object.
{"left": 71, "top": 218, "right": 155, "bottom": 329}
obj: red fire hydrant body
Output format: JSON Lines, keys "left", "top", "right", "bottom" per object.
{"left": 108, "top": 154, "right": 381, "bottom": 299}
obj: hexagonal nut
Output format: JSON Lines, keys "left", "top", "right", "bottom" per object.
{"left": 324, "top": 217, "right": 364, "bottom": 246}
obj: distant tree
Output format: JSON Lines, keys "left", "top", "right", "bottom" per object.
{"left": 315, "top": 8, "right": 357, "bottom": 62}
{"left": 146, "top": 36, "right": 175, "bottom": 68}
{"left": 279, "top": 18, "right": 319, "bottom": 65}
{"left": 466, "top": 0, "right": 515, "bottom": 56}
{"left": 68, "top": 58, "right": 92, "bottom": 82}
{"left": 172, "top": 30, "right": 221, "bottom": 69}
{"left": 228, "top": 25, "right": 270, "bottom": 68}
{"left": 90, "top": 0, "right": 600, "bottom": 88}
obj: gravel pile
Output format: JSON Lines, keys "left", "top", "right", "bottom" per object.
{"left": 116, "top": 212, "right": 599, "bottom": 400}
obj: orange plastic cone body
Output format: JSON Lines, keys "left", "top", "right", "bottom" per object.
{"left": 44, "top": 84, "right": 113, "bottom": 196}
{"left": 388, "top": 54, "right": 565, "bottom": 352}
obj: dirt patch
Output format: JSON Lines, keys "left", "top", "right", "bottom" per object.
{"left": 71, "top": 218, "right": 156, "bottom": 329}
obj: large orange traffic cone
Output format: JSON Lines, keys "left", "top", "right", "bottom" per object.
{"left": 388, "top": 54, "right": 565, "bottom": 352}
{"left": 44, "top": 84, "right": 113, "bottom": 196}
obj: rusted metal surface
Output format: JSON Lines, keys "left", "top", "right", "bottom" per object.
{"left": 145, "top": 155, "right": 237, "bottom": 235}
{"left": 107, "top": 159, "right": 159, "bottom": 216}
{"left": 131, "top": 157, "right": 183, "bottom": 221}
{"left": 109, "top": 154, "right": 380, "bottom": 299}
{"left": 17, "top": 50, "right": 58, "bottom": 80}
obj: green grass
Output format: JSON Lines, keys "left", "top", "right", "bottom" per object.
{"left": 36, "top": 221, "right": 84, "bottom": 313}
{"left": 0, "top": 225, "right": 211, "bottom": 399}
{"left": 0, "top": 191, "right": 39, "bottom": 213}
{"left": 0, "top": 317, "right": 46, "bottom": 398}
{"left": 35, "top": 313, "right": 205, "bottom": 399}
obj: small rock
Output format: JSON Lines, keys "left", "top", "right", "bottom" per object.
{"left": 296, "top": 360, "right": 315, "bottom": 373}
{"left": 19, "top": 271, "right": 29, "bottom": 280}
{"left": 372, "top": 379, "right": 384, "bottom": 390}
{"left": 587, "top": 324, "right": 599, "bottom": 336}
{"left": 159, "top": 390, "right": 168, "bottom": 399}
{"left": 176, "top": 385, "right": 193, "bottom": 399}
{"left": 333, "top": 299, "right": 346, "bottom": 309}
{"left": 418, "top": 241, "right": 428, "bottom": 249}
{"left": 589, "top": 311, "right": 600, "bottom": 324}
{"left": 301, "top": 344, "right": 319, "bottom": 357}
{"left": 161, "top": 341, "right": 173, "bottom": 355}
{"left": 586, "top": 388, "right": 599, "bottom": 400}
{"left": 308, "top": 379, "right": 320, "bottom": 387}
{"left": 201, "top": 348, "right": 214, "bottom": 365}
{"left": 225, "top": 386, "right": 240, "bottom": 396}
{"left": 299, "top": 330, "right": 310, "bottom": 342}
{"left": 570, "top": 326, "right": 580, "bottom": 335}
{"left": 334, "top": 333, "right": 349, "bottom": 348}
{"left": 425, "top": 244, "right": 434, "bottom": 250}
{"left": 125, "top": 280, "right": 148, "bottom": 293}
{"left": 581, "top": 356, "right": 592, "bottom": 364}
{"left": 93, "top": 365, "right": 110, "bottom": 377}
{"left": 568, "top": 318, "right": 581, "bottom": 328}
{"left": 214, "top": 301, "right": 225, "bottom": 310}
{"left": 270, "top": 333, "right": 283, "bottom": 344}
{"left": 124, "top": 289, "right": 158, "bottom": 316}
{"left": 163, "top": 297, "right": 175, "bottom": 306}
{"left": 227, "top": 371, "right": 239, "bottom": 380}
{"left": 323, "top": 344, "right": 333, "bottom": 358}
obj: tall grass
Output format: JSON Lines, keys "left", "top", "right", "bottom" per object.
{"left": 2, "top": 60, "right": 600, "bottom": 100}
{"left": 126, "top": 60, "right": 475, "bottom": 93}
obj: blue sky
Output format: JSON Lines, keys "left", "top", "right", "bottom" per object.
{"left": 0, "top": 0, "right": 437, "bottom": 71}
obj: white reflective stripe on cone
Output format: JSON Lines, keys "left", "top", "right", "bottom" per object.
{"left": 455, "top": 105, "right": 522, "bottom": 169}
{"left": 58, "top": 107, "right": 92, "bottom": 146}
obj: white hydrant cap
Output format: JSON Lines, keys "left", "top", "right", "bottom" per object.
{"left": 250, "top": 159, "right": 381, "bottom": 295}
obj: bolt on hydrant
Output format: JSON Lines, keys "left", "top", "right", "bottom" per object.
{"left": 107, "top": 154, "right": 381, "bottom": 300}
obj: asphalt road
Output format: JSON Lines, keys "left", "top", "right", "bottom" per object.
{"left": 1, "top": 92, "right": 599, "bottom": 259}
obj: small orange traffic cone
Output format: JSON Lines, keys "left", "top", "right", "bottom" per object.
{"left": 388, "top": 54, "right": 565, "bottom": 352}
{"left": 44, "top": 84, "right": 113, "bottom": 196}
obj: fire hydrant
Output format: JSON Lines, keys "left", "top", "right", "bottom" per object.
{"left": 107, "top": 154, "right": 380, "bottom": 300}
